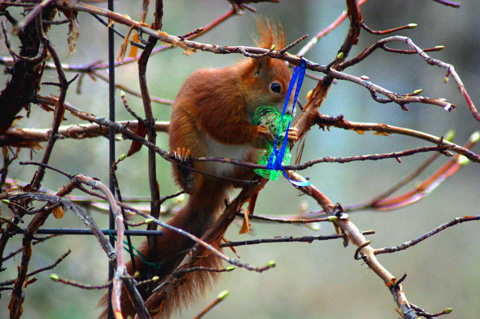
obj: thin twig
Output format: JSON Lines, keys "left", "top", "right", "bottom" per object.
{"left": 91, "top": 70, "right": 173, "bottom": 105}
{"left": 279, "top": 34, "right": 309, "bottom": 54}
{"left": 1, "top": 18, "right": 46, "bottom": 62}
{"left": 432, "top": 0, "right": 460, "bottom": 8}
{"left": 410, "top": 302, "right": 453, "bottom": 318}
{"left": 239, "top": 212, "right": 331, "bottom": 224}
{"left": 314, "top": 113, "right": 480, "bottom": 162}
{"left": 27, "top": 15, "right": 71, "bottom": 191}
{"left": 3, "top": 121, "right": 169, "bottom": 142}
{"left": 220, "top": 231, "right": 376, "bottom": 248}
{"left": 374, "top": 215, "right": 480, "bottom": 255}
{"left": 339, "top": 35, "right": 477, "bottom": 119}
{"left": 1, "top": 250, "right": 71, "bottom": 286}
{"left": 0, "top": 235, "right": 54, "bottom": 262}
{"left": 287, "top": 171, "right": 416, "bottom": 319}
{"left": 89, "top": 13, "right": 146, "bottom": 49}
{"left": 362, "top": 21, "right": 417, "bottom": 35}
{"left": 50, "top": 274, "right": 110, "bottom": 290}
{"left": 11, "top": 0, "right": 55, "bottom": 35}
{"left": 14, "top": 168, "right": 271, "bottom": 274}
{"left": 34, "top": 95, "right": 258, "bottom": 185}
{"left": 193, "top": 290, "right": 229, "bottom": 319}
{"left": 137, "top": 5, "right": 162, "bottom": 261}
{"left": 74, "top": 175, "right": 126, "bottom": 318}
{"left": 297, "top": 0, "right": 370, "bottom": 57}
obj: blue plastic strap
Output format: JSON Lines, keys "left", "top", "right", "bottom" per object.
{"left": 266, "top": 59, "right": 310, "bottom": 187}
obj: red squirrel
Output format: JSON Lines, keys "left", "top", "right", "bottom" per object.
{"left": 100, "top": 19, "right": 295, "bottom": 318}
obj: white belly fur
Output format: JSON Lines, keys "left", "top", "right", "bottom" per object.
{"left": 205, "top": 134, "right": 253, "bottom": 177}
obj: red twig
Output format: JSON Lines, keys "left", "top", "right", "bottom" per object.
{"left": 432, "top": 0, "right": 460, "bottom": 8}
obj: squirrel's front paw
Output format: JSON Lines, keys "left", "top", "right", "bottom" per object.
{"left": 172, "top": 147, "right": 192, "bottom": 161}
{"left": 287, "top": 127, "right": 298, "bottom": 143}
{"left": 256, "top": 124, "right": 275, "bottom": 142}
{"left": 171, "top": 147, "right": 195, "bottom": 193}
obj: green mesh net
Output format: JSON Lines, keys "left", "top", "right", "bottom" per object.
{"left": 253, "top": 106, "right": 292, "bottom": 180}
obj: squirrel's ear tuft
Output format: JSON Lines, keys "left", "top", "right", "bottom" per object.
{"left": 254, "top": 17, "right": 286, "bottom": 50}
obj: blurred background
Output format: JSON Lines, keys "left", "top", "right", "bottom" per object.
{"left": 1, "top": 1, "right": 479, "bottom": 318}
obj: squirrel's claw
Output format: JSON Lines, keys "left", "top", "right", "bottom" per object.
{"left": 172, "top": 147, "right": 192, "bottom": 162}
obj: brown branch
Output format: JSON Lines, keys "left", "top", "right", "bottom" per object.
{"left": 2, "top": 2, "right": 472, "bottom": 115}
{"left": 410, "top": 303, "right": 453, "bottom": 318}
{"left": 239, "top": 212, "right": 331, "bottom": 224}
{"left": 5, "top": 191, "right": 115, "bottom": 258}
{"left": 50, "top": 274, "right": 110, "bottom": 290}
{"left": 1, "top": 121, "right": 169, "bottom": 144}
{"left": 1, "top": 250, "right": 71, "bottom": 287}
{"left": 4, "top": 9, "right": 59, "bottom": 317}
{"left": 33, "top": 95, "right": 172, "bottom": 160}
{"left": 432, "top": 0, "right": 460, "bottom": 8}
{"left": 9, "top": 1, "right": 467, "bottom": 116}
{"left": 286, "top": 171, "right": 417, "bottom": 319}
{"left": 279, "top": 35, "right": 309, "bottom": 54}
{"left": 91, "top": 70, "right": 173, "bottom": 105}
{"left": 136, "top": 2, "right": 164, "bottom": 272}
{"left": 11, "top": 0, "right": 55, "bottom": 35}
{"left": 294, "top": 0, "right": 363, "bottom": 142}
{"left": 53, "top": 1, "right": 314, "bottom": 67}
{"left": 0, "top": 148, "right": 19, "bottom": 189}
{"left": 383, "top": 46, "right": 444, "bottom": 54}
{"left": 33, "top": 95, "right": 258, "bottom": 185}
{"left": 279, "top": 9, "right": 426, "bottom": 316}
{"left": 283, "top": 146, "right": 453, "bottom": 169}
{"left": 27, "top": 14, "right": 71, "bottom": 191}
{"left": 7, "top": 182, "right": 79, "bottom": 318}
{"left": 374, "top": 215, "right": 480, "bottom": 255}
{"left": 220, "top": 230, "right": 376, "bottom": 248}
{"left": 315, "top": 113, "right": 480, "bottom": 163}
{"left": 190, "top": 7, "right": 236, "bottom": 38}
{"left": 73, "top": 175, "right": 126, "bottom": 319}
{"left": 12, "top": 5, "right": 239, "bottom": 72}
{"left": 188, "top": 176, "right": 274, "bottom": 271}
{"left": 334, "top": 0, "right": 363, "bottom": 65}
{"left": 0, "top": 2, "right": 37, "bottom": 8}
{"left": 362, "top": 147, "right": 443, "bottom": 206}
{"left": 39, "top": 171, "right": 271, "bottom": 274}
{"left": 1, "top": 18, "right": 45, "bottom": 63}
{"left": 0, "top": 235, "right": 54, "bottom": 262}
{"left": 25, "top": 249, "right": 71, "bottom": 277}
{"left": 297, "top": 0, "right": 370, "bottom": 57}
{"left": 193, "top": 290, "right": 229, "bottom": 319}
{"left": 7, "top": 186, "right": 149, "bottom": 318}
{"left": 5, "top": 169, "right": 148, "bottom": 318}
{"left": 338, "top": 35, "right": 476, "bottom": 118}
{"left": 186, "top": 144, "right": 455, "bottom": 174}
{"left": 302, "top": 129, "right": 476, "bottom": 215}
{"left": 0, "top": 7, "right": 48, "bottom": 134}
{"left": 175, "top": 266, "right": 235, "bottom": 276}
{"left": 109, "top": 155, "right": 140, "bottom": 276}
{"left": 361, "top": 21, "right": 418, "bottom": 35}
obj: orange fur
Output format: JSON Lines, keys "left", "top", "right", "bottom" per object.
{"left": 100, "top": 19, "right": 291, "bottom": 318}
{"left": 254, "top": 17, "right": 286, "bottom": 49}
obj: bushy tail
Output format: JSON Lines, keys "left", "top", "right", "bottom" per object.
{"left": 99, "top": 183, "right": 227, "bottom": 318}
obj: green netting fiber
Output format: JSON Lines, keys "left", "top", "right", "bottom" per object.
{"left": 253, "top": 106, "right": 292, "bottom": 180}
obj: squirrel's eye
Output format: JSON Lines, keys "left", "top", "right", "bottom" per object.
{"left": 270, "top": 82, "right": 281, "bottom": 93}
